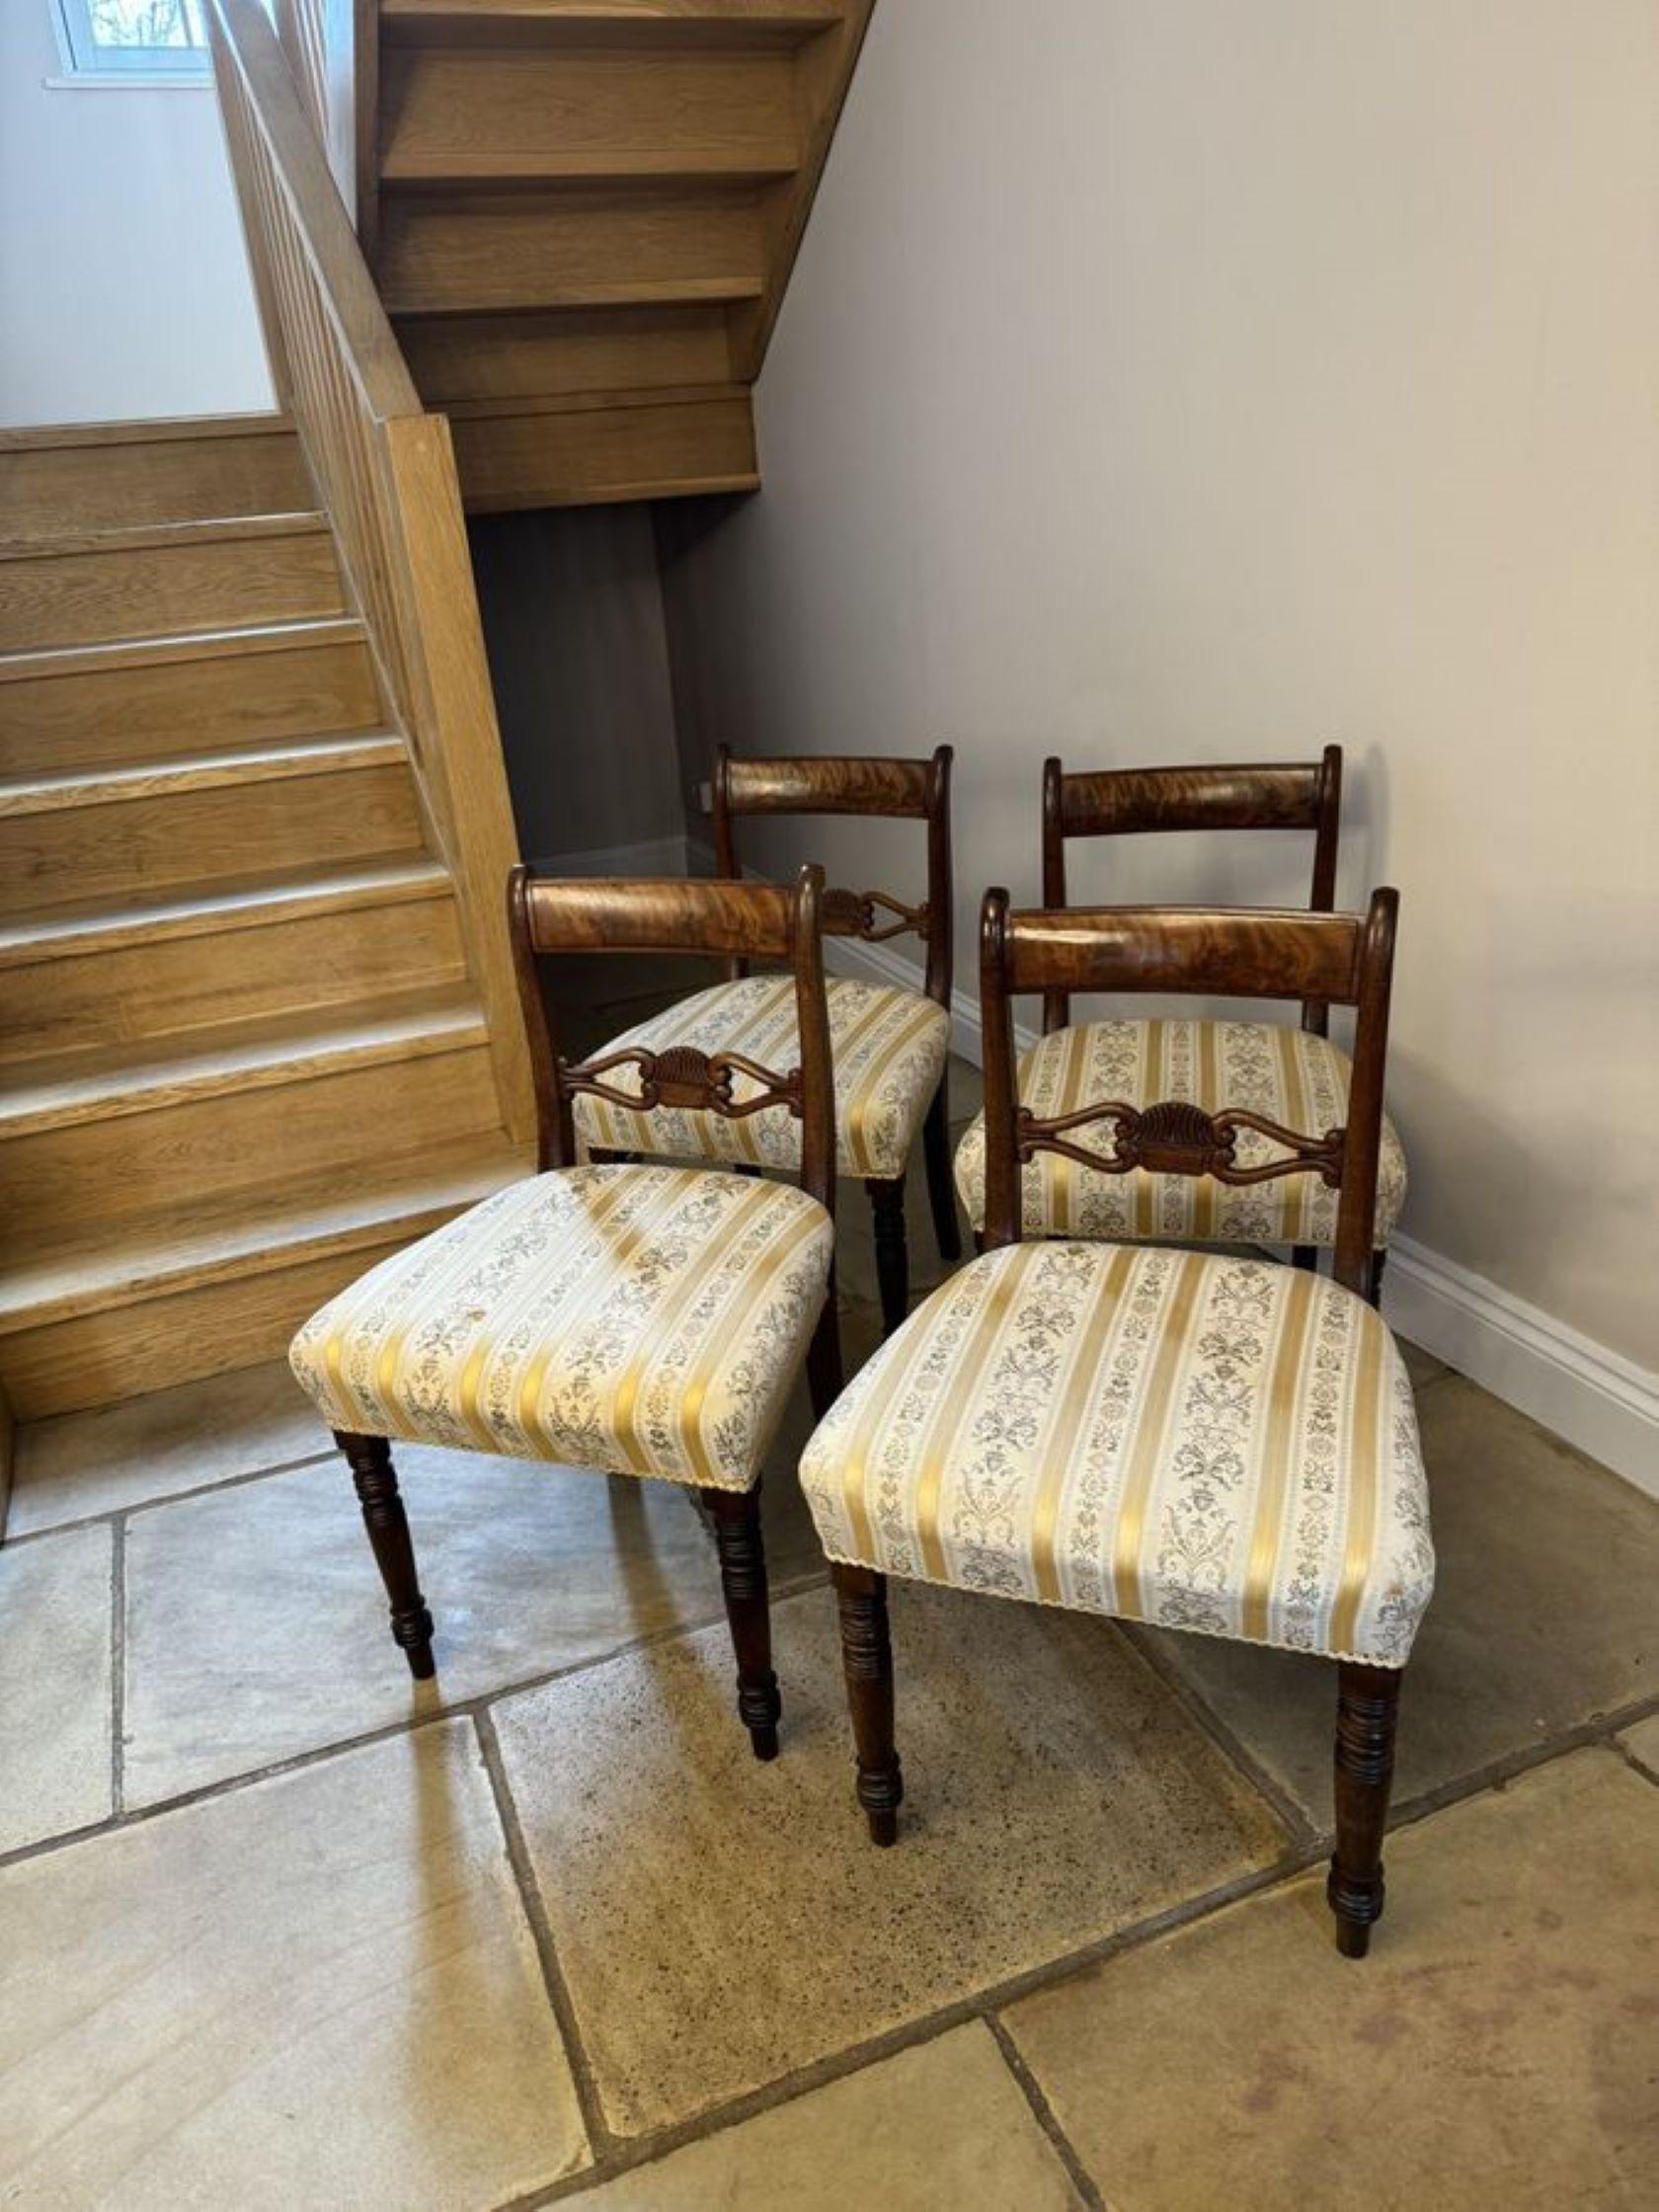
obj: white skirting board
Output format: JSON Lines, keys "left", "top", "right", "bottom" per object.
{"left": 823, "top": 931, "right": 1659, "bottom": 1502}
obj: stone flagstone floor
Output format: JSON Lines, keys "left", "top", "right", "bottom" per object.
{"left": 2, "top": 1056, "right": 1657, "bottom": 2208}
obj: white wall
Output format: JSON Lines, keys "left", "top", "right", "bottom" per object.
{"left": 0, "top": 5, "right": 271, "bottom": 427}
{"left": 659, "top": 0, "right": 1659, "bottom": 1470}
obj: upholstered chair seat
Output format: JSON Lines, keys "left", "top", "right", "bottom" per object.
{"left": 291, "top": 1163, "right": 833, "bottom": 1493}
{"left": 578, "top": 975, "right": 951, "bottom": 1183}
{"left": 800, "top": 1239, "right": 1433, "bottom": 1668}
{"left": 953, "top": 1018, "right": 1407, "bottom": 1249}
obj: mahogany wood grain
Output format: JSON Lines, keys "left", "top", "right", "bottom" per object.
{"left": 1040, "top": 746, "right": 1343, "bottom": 1033}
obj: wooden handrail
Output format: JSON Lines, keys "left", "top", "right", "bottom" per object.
{"left": 205, "top": 0, "right": 533, "bottom": 1142}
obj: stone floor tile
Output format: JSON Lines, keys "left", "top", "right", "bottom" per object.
{"left": 0, "top": 1525, "right": 113, "bottom": 1856}
{"left": 122, "top": 1447, "right": 750, "bottom": 1806}
{"left": 1003, "top": 1750, "right": 1659, "bottom": 2211}
{"left": 1396, "top": 1333, "right": 1452, "bottom": 1390}
{"left": 9, "top": 1361, "right": 329, "bottom": 1538}
{"left": 492, "top": 1581, "right": 1287, "bottom": 2137}
{"left": 1619, "top": 1711, "right": 1659, "bottom": 1780}
{"left": 1134, "top": 1376, "right": 1659, "bottom": 1826}
{"left": 569, "top": 2023, "right": 1082, "bottom": 2210}
{"left": 0, "top": 1720, "right": 588, "bottom": 2209}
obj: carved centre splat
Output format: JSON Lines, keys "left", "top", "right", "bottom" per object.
{"left": 1018, "top": 1097, "right": 1346, "bottom": 1186}
{"left": 561, "top": 1044, "right": 803, "bottom": 1122}
{"left": 823, "top": 887, "right": 928, "bottom": 944}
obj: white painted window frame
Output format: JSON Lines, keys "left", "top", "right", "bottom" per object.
{"left": 44, "top": 0, "right": 212, "bottom": 90}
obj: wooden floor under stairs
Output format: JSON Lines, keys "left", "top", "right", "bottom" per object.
{"left": 0, "top": 415, "right": 525, "bottom": 1420}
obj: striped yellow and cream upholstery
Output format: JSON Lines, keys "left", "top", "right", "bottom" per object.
{"left": 953, "top": 1018, "right": 1407, "bottom": 1248}
{"left": 799, "top": 1242, "right": 1433, "bottom": 1666}
{"left": 575, "top": 975, "right": 950, "bottom": 1181}
{"left": 290, "top": 1164, "right": 832, "bottom": 1492}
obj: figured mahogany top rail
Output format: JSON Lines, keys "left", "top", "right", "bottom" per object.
{"left": 516, "top": 874, "right": 795, "bottom": 960}
{"left": 1004, "top": 905, "right": 1366, "bottom": 1006}
{"left": 721, "top": 752, "right": 934, "bottom": 821}
{"left": 978, "top": 887, "right": 1400, "bottom": 1295}
{"left": 508, "top": 864, "right": 836, "bottom": 1214}
{"left": 1052, "top": 756, "right": 1337, "bottom": 837}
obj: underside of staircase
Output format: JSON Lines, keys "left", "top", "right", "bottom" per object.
{"left": 0, "top": 416, "right": 526, "bottom": 1423}
{"left": 356, "top": 0, "right": 874, "bottom": 511}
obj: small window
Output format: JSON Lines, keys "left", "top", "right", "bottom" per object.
{"left": 50, "top": 0, "right": 211, "bottom": 83}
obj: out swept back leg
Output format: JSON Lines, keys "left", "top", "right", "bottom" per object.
{"left": 334, "top": 1431, "right": 434, "bottom": 1680}
{"left": 704, "top": 1483, "right": 782, "bottom": 1761}
{"left": 806, "top": 1278, "right": 845, "bottom": 1423}
{"left": 831, "top": 1562, "right": 903, "bottom": 1845}
{"left": 1327, "top": 1660, "right": 1403, "bottom": 1956}
{"left": 922, "top": 1073, "right": 962, "bottom": 1265}
{"left": 1368, "top": 1248, "right": 1389, "bottom": 1309}
{"left": 866, "top": 1175, "right": 909, "bottom": 1335}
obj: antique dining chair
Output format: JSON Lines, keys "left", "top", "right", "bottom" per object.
{"left": 801, "top": 890, "right": 1435, "bottom": 1955}
{"left": 575, "top": 747, "right": 958, "bottom": 1335}
{"left": 289, "top": 868, "right": 841, "bottom": 1762}
{"left": 952, "top": 749, "right": 1408, "bottom": 1303}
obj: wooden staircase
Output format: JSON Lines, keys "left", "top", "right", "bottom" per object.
{"left": 0, "top": 2, "right": 870, "bottom": 1443}
{"left": 293, "top": 0, "right": 874, "bottom": 511}
{"left": 0, "top": 417, "right": 526, "bottom": 1420}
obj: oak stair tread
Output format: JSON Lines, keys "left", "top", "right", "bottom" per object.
{"left": 0, "top": 854, "right": 453, "bottom": 970}
{"left": 0, "top": 513, "right": 328, "bottom": 563}
{"left": 0, "top": 616, "right": 368, "bottom": 686}
{"left": 0, "top": 414, "right": 297, "bottom": 452}
{"left": 0, "top": 988, "right": 489, "bottom": 1139}
{"left": 0, "top": 1133, "right": 531, "bottom": 1333}
{"left": 0, "top": 733, "right": 407, "bottom": 818}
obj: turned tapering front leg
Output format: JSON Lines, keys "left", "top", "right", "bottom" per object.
{"left": 705, "top": 1484, "right": 782, "bottom": 1760}
{"left": 334, "top": 1430, "right": 435, "bottom": 1680}
{"left": 1328, "top": 1660, "right": 1403, "bottom": 1956}
{"left": 831, "top": 1562, "right": 903, "bottom": 1845}
{"left": 866, "top": 1175, "right": 909, "bottom": 1335}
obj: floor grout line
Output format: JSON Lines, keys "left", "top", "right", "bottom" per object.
{"left": 109, "top": 1514, "right": 126, "bottom": 1818}
{"left": 984, "top": 2014, "right": 1108, "bottom": 2211}
{"left": 0, "top": 1563, "right": 831, "bottom": 1877}
{"left": 1117, "top": 1620, "right": 1319, "bottom": 1853}
{"left": 473, "top": 1708, "right": 618, "bottom": 2166}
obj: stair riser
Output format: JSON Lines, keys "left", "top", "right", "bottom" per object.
{"left": 0, "top": 534, "right": 347, "bottom": 653}
{"left": 0, "top": 433, "right": 312, "bottom": 542}
{"left": 0, "top": 764, "right": 426, "bottom": 919}
{"left": 0, "top": 638, "right": 382, "bottom": 776}
{"left": 452, "top": 393, "right": 755, "bottom": 509}
{"left": 377, "top": 187, "right": 763, "bottom": 314}
{"left": 0, "top": 894, "right": 468, "bottom": 1064}
{"left": 0, "top": 1046, "right": 501, "bottom": 1244}
{"left": 380, "top": 48, "right": 797, "bottom": 181}
{"left": 397, "top": 303, "right": 733, "bottom": 407}
{"left": 0, "top": 1237, "right": 441, "bottom": 1419}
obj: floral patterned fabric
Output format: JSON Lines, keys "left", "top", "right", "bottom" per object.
{"left": 953, "top": 1018, "right": 1407, "bottom": 1249}
{"left": 799, "top": 1242, "right": 1433, "bottom": 1666}
{"left": 290, "top": 1164, "right": 833, "bottom": 1492}
{"left": 574, "top": 975, "right": 950, "bottom": 1181}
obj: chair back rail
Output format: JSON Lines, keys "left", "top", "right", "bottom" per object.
{"left": 712, "top": 746, "right": 954, "bottom": 1007}
{"left": 205, "top": 0, "right": 531, "bottom": 1142}
{"left": 980, "top": 890, "right": 1399, "bottom": 1298}
{"left": 1041, "top": 747, "right": 1343, "bottom": 1034}
{"left": 509, "top": 867, "right": 837, "bottom": 1218}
